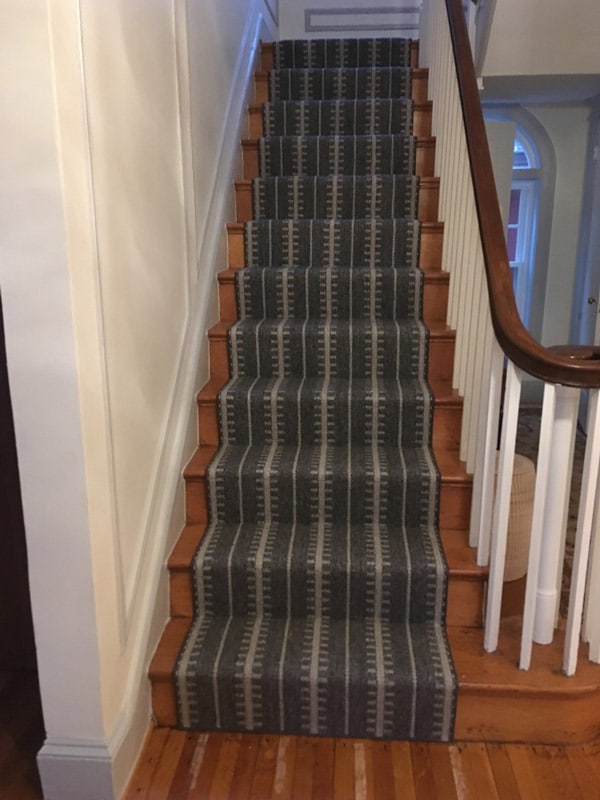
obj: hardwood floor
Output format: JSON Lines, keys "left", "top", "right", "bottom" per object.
{"left": 123, "top": 728, "right": 600, "bottom": 799}
{"left": 0, "top": 670, "right": 44, "bottom": 800}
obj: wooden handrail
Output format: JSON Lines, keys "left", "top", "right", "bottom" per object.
{"left": 444, "top": 0, "right": 600, "bottom": 388}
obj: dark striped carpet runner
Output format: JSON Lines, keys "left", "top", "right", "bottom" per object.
{"left": 175, "top": 37, "right": 457, "bottom": 742}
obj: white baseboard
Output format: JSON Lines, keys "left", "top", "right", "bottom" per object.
{"left": 38, "top": 739, "right": 115, "bottom": 800}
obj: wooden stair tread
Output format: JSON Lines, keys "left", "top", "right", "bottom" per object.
{"left": 247, "top": 99, "right": 433, "bottom": 112}
{"left": 183, "top": 445, "right": 216, "bottom": 479}
{"left": 227, "top": 220, "right": 443, "bottom": 233}
{"left": 150, "top": 618, "right": 189, "bottom": 679}
{"left": 434, "top": 448, "right": 471, "bottom": 484}
{"left": 253, "top": 67, "right": 429, "bottom": 80}
{"left": 185, "top": 442, "right": 465, "bottom": 480}
{"left": 217, "top": 267, "right": 449, "bottom": 283}
{"left": 208, "top": 318, "right": 455, "bottom": 339}
{"left": 451, "top": 619, "right": 600, "bottom": 696}
{"left": 234, "top": 176, "right": 440, "bottom": 190}
{"left": 241, "top": 135, "right": 436, "bottom": 147}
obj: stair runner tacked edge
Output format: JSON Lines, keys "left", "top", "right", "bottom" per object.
{"left": 173, "top": 37, "right": 457, "bottom": 742}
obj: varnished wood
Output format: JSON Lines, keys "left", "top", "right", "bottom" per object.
{"left": 445, "top": 0, "right": 600, "bottom": 387}
{"left": 123, "top": 728, "right": 600, "bottom": 799}
{"left": 242, "top": 137, "right": 437, "bottom": 180}
{"left": 451, "top": 618, "right": 600, "bottom": 743}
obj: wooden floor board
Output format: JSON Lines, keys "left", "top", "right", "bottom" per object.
{"left": 428, "top": 743, "right": 459, "bottom": 799}
{"left": 485, "top": 743, "right": 521, "bottom": 798}
{"left": 121, "top": 728, "right": 600, "bottom": 799}
{"left": 290, "top": 737, "right": 314, "bottom": 797}
{"left": 229, "top": 733, "right": 261, "bottom": 800}
{"left": 270, "top": 736, "right": 296, "bottom": 799}
{"left": 311, "top": 737, "right": 335, "bottom": 800}
{"left": 333, "top": 739, "right": 355, "bottom": 800}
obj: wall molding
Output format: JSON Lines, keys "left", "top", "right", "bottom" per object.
{"left": 304, "top": 6, "right": 420, "bottom": 34}
{"left": 265, "top": 0, "right": 279, "bottom": 25}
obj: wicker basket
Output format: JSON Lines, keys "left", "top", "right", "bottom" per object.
{"left": 495, "top": 452, "right": 536, "bottom": 582}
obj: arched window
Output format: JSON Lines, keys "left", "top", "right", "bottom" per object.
{"left": 507, "top": 131, "right": 541, "bottom": 327}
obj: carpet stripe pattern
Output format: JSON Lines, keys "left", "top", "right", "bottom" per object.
{"left": 175, "top": 37, "right": 457, "bottom": 742}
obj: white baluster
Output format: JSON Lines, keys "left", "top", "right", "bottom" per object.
{"left": 472, "top": 334, "right": 503, "bottom": 561}
{"left": 484, "top": 360, "right": 521, "bottom": 652}
{"left": 520, "top": 382, "right": 556, "bottom": 669}
{"left": 532, "top": 386, "right": 579, "bottom": 644}
{"left": 583, "top": 391, "right": 600, "bottom": 661}
{"left": 564, "top": 388, "right": 600, "bottom": 674}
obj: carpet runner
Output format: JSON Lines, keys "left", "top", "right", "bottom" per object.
{"left": 175, "top": 37, "right": 457, "bottom": 742}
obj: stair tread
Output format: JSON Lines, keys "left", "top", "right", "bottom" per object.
{"left": 209, "top": 319, "right": 455, "bottom": 338}
{"left": 229, "top": 220, "right": 443, "bottom": 231}
{"left": 219, "top": 266, "right": 449, "bottom": 282}
{"left": 174, "top": 613, "right": 454, "bottom": 739}
{"left": 249, "top": 99, "right": 433, "bottom": 112}
{"left": 184, "top": 442, "right": 467, "bottom": 481}
{"left": 242, "top": 135, "right": 436, "bottom": 146}
{"left": 198, "top": 365, "right": 460, "bottom": 405}
{"left": 235, "top": 176, "right": 439, "bottom": 188}
{"left": 154, "top": 619, "right": 600, "bottom": 696}
{"left": 450, "top": 620, "right": 600, "bottom": 695}
{"left": 169, "top": 522, "right": 484, "bottom": 579}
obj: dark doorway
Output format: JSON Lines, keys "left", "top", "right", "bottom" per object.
{"left": 0, "top": 292, "right": 44, "bottom": 797}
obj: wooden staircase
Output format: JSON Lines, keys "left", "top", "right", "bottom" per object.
{"left": 149, "top": 42, "right": 600, "bottom": 745}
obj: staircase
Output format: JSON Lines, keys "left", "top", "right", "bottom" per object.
{"left": 150, "top": 38, "right": 600, "bottom": 745}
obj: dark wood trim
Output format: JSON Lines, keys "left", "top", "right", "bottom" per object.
{"left": 445, "top": 0, "right": 600, "bottom": 387}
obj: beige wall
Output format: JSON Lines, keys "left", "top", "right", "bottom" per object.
{"left": 1, "top": 0, "right": 276, "bottom": 797}
{"left": 484, "top": 0, "right": 600, "bottom": 76}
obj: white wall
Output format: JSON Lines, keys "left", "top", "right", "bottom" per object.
{"left": 0, "top": 0, "right": 277, "bottom": 798}
{"left": 484, "top": 0, "right": 600, "bottom": 77}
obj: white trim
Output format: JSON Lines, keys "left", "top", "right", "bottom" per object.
{"left": 304, "top": 6, "right": 419, "bottom": 34}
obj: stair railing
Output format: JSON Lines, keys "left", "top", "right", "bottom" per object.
{"left": 419, "top": 0, "right": 600, "bottom": 674}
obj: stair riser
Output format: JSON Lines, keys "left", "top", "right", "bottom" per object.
{"left": 242, "top": 138, "right": 436, "bottom": 179}
{"left": 217, "top": 271, "right": 448, "bottom": 326}
{"left": 208, "top": 328, "right": 455, "bottom": 385}
{"left": 248, "top": 102, "right": 432, "bottom": 140}
{"left": 235, "top": 178, "right": 440, "bottom": 223}
{"left": 226, "top": 222, "right": 443, "bottom": 271}
{"left": 198, "top": 389, "right": 461, "bottom": 451}
{"left": 254, "top": 67, "right": 428, "bottom": 104}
